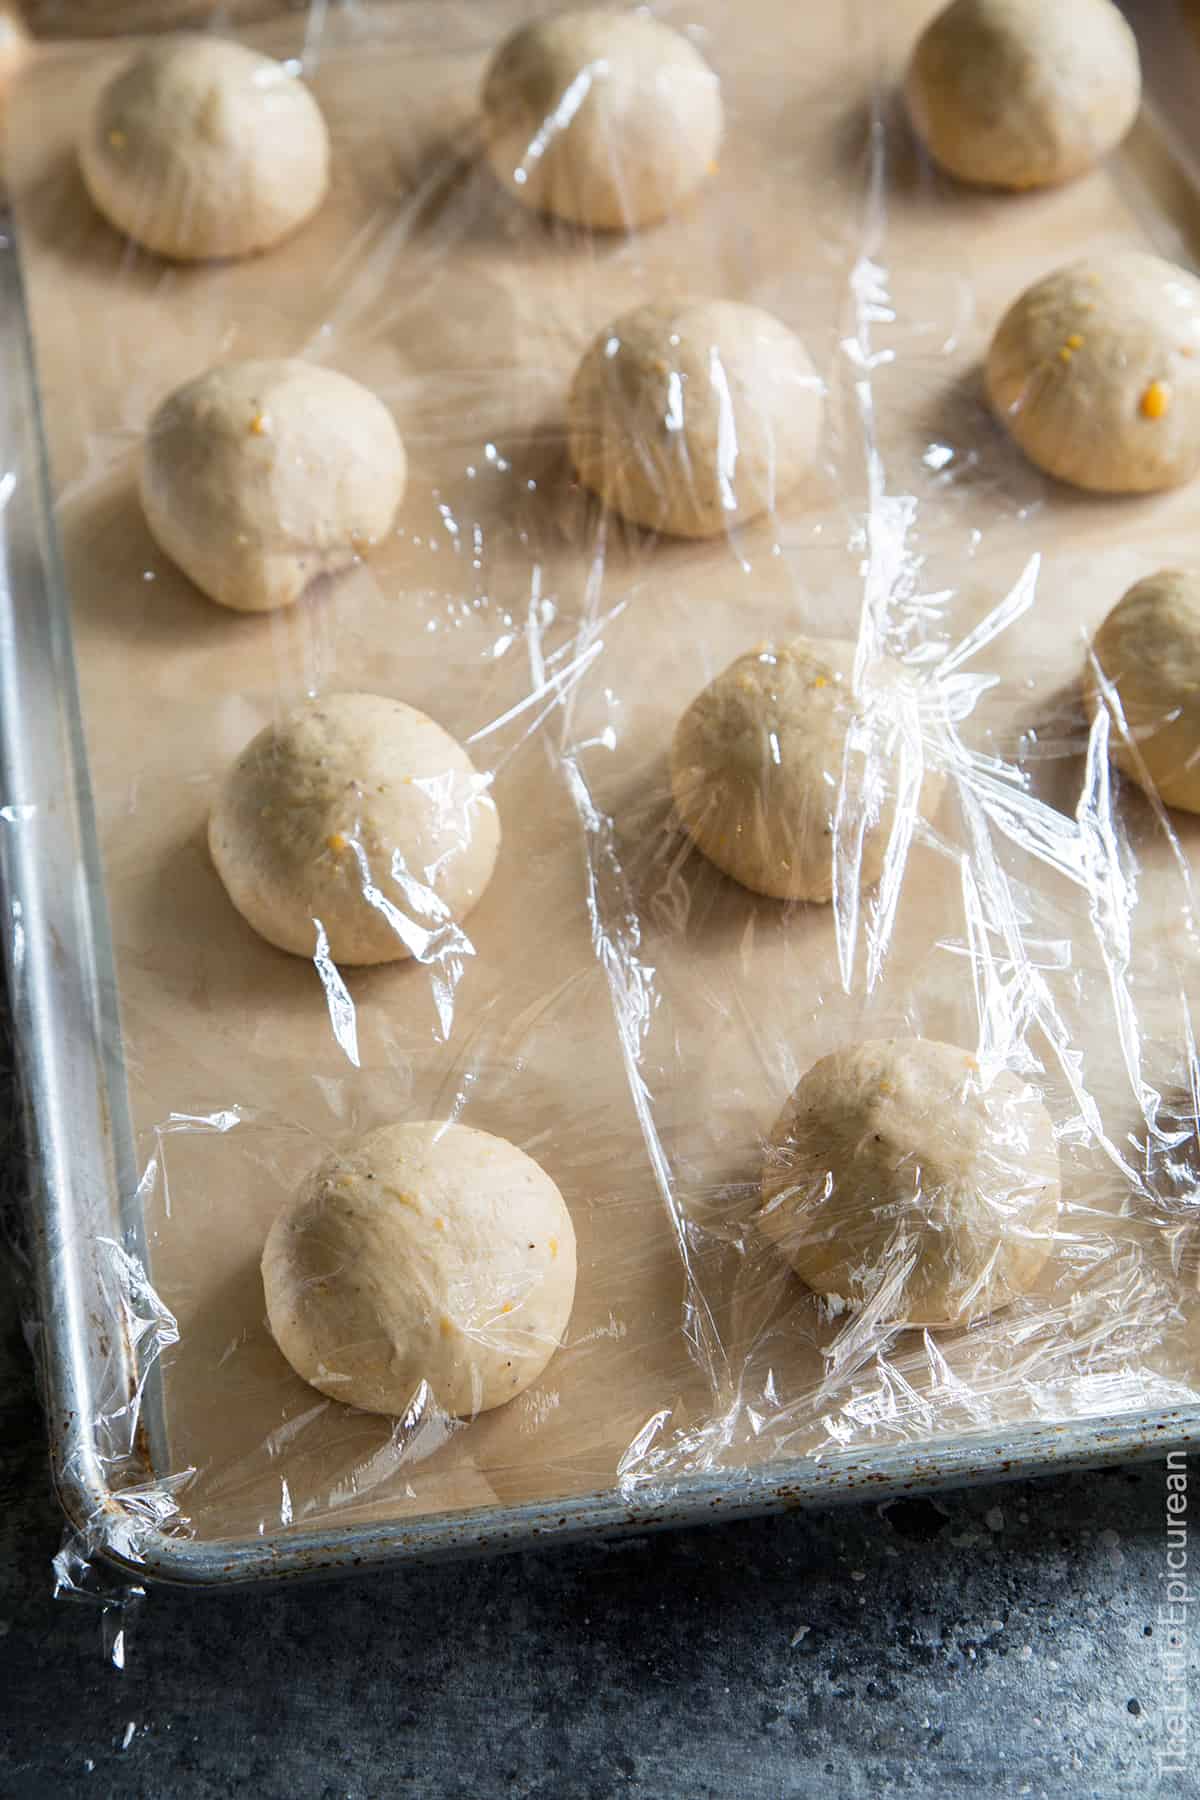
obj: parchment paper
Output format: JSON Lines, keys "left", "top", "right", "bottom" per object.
{"left": 9, "top": 0, "right": 1200, "bottom": 1544}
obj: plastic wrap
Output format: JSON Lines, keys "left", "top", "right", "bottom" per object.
{"left": 7, "top": 0, "right": 1200, "bottom": 1587}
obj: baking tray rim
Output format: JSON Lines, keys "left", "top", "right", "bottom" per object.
{"left": 46, "top": 1408, "right": 1200, "bottom": 1590}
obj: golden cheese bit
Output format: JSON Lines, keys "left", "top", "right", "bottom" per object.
{"left": 1057, "top": 347, "right": 1073, "bottom": 365}
{"left": 326, "top": 832, "right": 348, "bottom": 854}
{"left": 248, "top": 412, "right": 269, "bottom": 436}
{"left": 108, "top": 128, "right": 127, "bottom": 151}
{"left": 439, "top": 1315, "right": 454, "bottom": 1338}
{"left": 707, "top": 160, "right": 720, "bottom": 176}
{"left": 1140, "top": 380, "right": 1171, "bottom": 420}
{"left": 548, "top": 1237, "right": 558, "bottom": 1258}
{"left": 813, "top": 675, "right": 828, "bottom": 689}
{"left": 879, "top": 1080, "right": 894, "bottom": 1096}
{"left": 434, "top": 1216, "right": 446, "bottom": 1232}
{"left": 501, "top": 1300, "right": 515, "bottom": 1314}
{"left": 381, "top": 1185, "right": 421, "bottom": 1211}
{"left": 1065, "top": 333, "right": 1084, "bottom": 351}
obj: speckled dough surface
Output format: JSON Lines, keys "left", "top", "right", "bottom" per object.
{"left": 262, "top": 1121, "right": 578, "bottom": 1417}
{"left": 481, "top": 8, "right": 723, "bottom": 230}
{"left": 985, "top": 250, "right": 1200, "bottom": 492}
{"left": 760, "top": 1038, "right": 1061, "bottom": 1327}
{"left": 208, "top": 692, "right": 500, "bottom": 964}
{"left": 670, "top": 637, "right": 941, "bottom": 901}
{"left": 1086, "top": 568, "right": 1200, "bottom": 814}
{"left": 140, "top": 358, "right": 407, "bottom": 612}
{"left": 567, "top": 299, "right": 822, "bottom": 537}
{"left": 905, "top": 0, "right": 1140, "bottom": 191}
{"left": 79, "top": 35, "right": 330, "bottom": 260}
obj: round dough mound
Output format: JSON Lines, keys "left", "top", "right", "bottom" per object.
{"left": 481, "top": 9, "right": 722, "bottom": 230}
{"left": 1085, "top": 568, "right": 1200, "bottom": 812}
{"left": 209, "top": 692, "right": 500, "bottom": 964}
{"left": 567, "top": 300, "right": 822, "bottom": 538}
{"left": 263, "top": 1121, "right": 578, "bottom": 1417}
{"left": 760, "top": 1039, "right": 1060, "bottom": 1328}
{"left": 80, "top": 36, "right": 330, "bottom": 260}
{"left": 985, "top": 251, "right": 1200, "bottom": 493}
{"left": 905, "top": 0, "right": 1140, "bottom": 191}
{"left": 141, "top": 359, "right": 406, "bottom": 613}
{"left": 670, "top": 638, "right": 941, "bottom": 901}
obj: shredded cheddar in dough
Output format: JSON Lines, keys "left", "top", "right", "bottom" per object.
{"left": 1140, "top": 380, "right": 1171, "bottom": 420}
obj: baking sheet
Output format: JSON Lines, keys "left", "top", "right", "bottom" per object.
{"left": 9, "top": 0, "right": 1200, "bottom": 1551}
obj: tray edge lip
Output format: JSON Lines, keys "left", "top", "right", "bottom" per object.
{"left": 70, "top": 1404, "right": 1200, "bottom": 1589}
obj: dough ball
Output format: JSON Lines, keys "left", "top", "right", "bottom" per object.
{"left": 670, "top": 638, "right": 941, "bottom": 902}
{"left": 481, "top": 9, "right": 722, "bottom": 230}
{"left": 985, "top": 251, "right": 1200, "bottom": 493}
{"left": 1085, "top": 569, "right": 1200, "bottom": 812}
{"left": 761, "top": 1039, "right": 1060, "bottom": 1328}
{"left": 567, "top": 300, "right": 822, "bottom": 538}
{"left": 80, "top": 36, "right": 330, "bottom": 260}
{"left": 209, "top": 692, "right": 500, "bottom": 964}
{"left": 905, "top": 0, "right": 1140, "bottom": 191}
{"left": 141, "top": 359, "right": 406, "bottom": 613}
{"left": 263, "top": 1121, "right": 577, "bottom": 1417}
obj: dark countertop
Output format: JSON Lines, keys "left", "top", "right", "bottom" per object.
{"left": 0, "top": 1248, "right": 1184, "bottom": 1800}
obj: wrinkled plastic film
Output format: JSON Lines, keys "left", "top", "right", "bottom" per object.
{"left": 5, "top": 0, "right": 1200, "bottom": 1576}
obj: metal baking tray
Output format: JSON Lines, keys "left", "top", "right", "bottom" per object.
{"left": 9, "top": 0, "right": 1200, "bottom": 1588}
